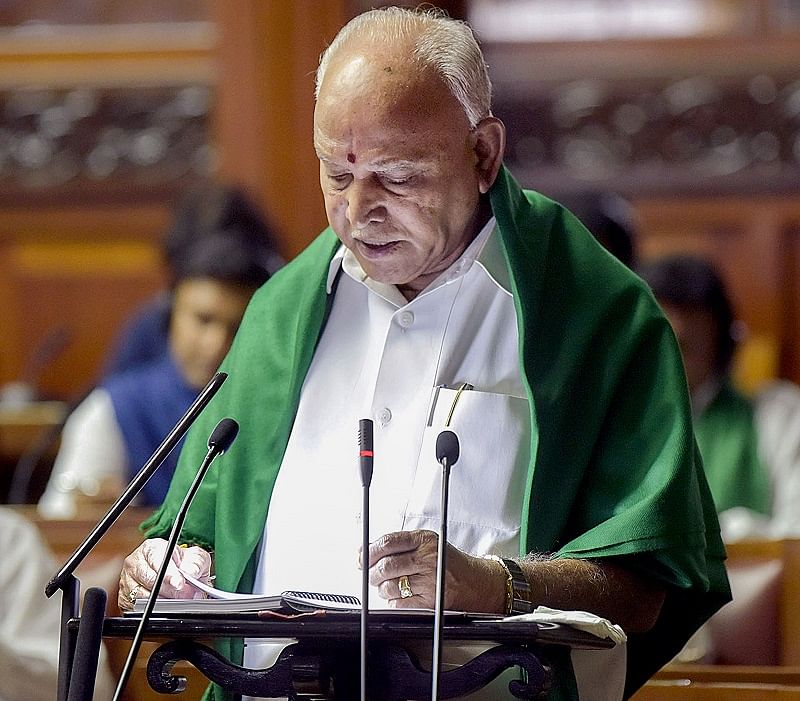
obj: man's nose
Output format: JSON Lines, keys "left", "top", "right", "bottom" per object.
{"left": 346, "top": 178, "right": 386, "bottom": 229}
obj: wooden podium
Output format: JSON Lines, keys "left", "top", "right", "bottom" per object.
{"left": 77, "top": 611, "right": 614, "bottom": 700}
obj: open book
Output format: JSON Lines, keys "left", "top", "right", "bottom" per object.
{"left": 131, "top": 573, "right": 360, "bottom": 614}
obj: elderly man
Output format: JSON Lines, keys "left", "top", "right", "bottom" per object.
{"left": 119, "top": 7, "right": 729, "bottom": 700}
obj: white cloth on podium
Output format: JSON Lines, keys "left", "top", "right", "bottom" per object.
{"left": 498, "top": 606, "right": 627, "bottom": 701}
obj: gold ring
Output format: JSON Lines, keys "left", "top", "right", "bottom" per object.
{"left": 398, "top": 575, "right": 413, "bottom": 599}
{"left": 128, "top": 585, "right": 141, "bottom": 603}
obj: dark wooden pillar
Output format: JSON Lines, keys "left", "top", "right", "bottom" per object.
{"left": 212, "top": 0, "right": 348, "bottom": 257}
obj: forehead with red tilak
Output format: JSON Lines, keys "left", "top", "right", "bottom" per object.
{"left": 313, "top": 38, "right": 469, "bottom": 167}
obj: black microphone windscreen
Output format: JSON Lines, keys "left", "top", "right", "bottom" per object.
{"left": 67, "top": 586, "right": 107, "bottom": 701}
{"left": 435, "top": 430, "right": 460, "bottom": 466}
{"left": 358, "top": 419, "right": 373, "bottom": 452}
{"left": 207, "top": 417, "right": 239, "bottom": 453}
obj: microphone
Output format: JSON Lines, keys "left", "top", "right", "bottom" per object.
{"left": 358, "top": 418, "right": 374, "bottom": 701}
{"left": 0, "top": 325, "right": 73, "bottom": 407}
{"left": 112, "top": 417, "right": 239, "bottom": 701}
{"left": 435, "top": 430, "right": 460, "bottom": 467}
{"left": 359, "top": 418, "right": 374, "bottom": 489}
{"left": 45, "top": 371, "right": 228, "bottom": 598}
{"left": 431, "top": 429, "right": 460, "bottom": 701}
{"left": 208, "top": 417, "right": 240, "bottom": 453}
{"left": 66, "top": 587, "right": 107, "bottom": 701}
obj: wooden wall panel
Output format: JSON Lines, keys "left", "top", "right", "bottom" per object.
{"left": 0, "top": 204, "right": 170, "bottom": 399}
{"left": 0, "top": 0, "right": 351, "bottom": 402}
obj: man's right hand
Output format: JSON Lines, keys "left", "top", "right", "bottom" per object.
{"left": 118, "top": 538, "right": 211, "bottom": 611}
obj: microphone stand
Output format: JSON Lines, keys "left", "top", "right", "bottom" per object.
{"left": 45, "top": 371, "right": 228, "bottom": 701}
{"left": 56, "top": 575, "right": 80, "bottom": 701}
{"left": 111, "top": 418, "right": 239, "bottom": 701}
{"left": 431, "top": 430, "right": 460, "bottom": 701}
{"left": 358, "top": 419, "right": 374, "bottom": 701}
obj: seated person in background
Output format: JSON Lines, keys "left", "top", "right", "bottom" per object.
{"left": 639, "top": 254, "right": 800, "bottom": 541}
{"left": 0, "top": 507, "right": 114, "bottom": 701}
{"left": 103, "top": 182, "right": 283, "bottom": 378}
{"left": 558, "top": 190, "right": 638, "bottom": 269}
{"left": 118, "top": 7, "right": 729, "bottom": 700}
{"left": 38, "top": 230, "right": 271, "bottom": 518}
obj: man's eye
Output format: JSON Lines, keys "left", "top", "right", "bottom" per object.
{"left": 385, "top": 176, "right": 411, "bottom": 186}
{"left": 328, "top": 173, "right": 351, "bottom": 188}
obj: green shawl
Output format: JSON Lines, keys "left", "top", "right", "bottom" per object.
{"left": 694, "top": 380, "right": 770, "bottom": 515}
{"left": 142, "top": 166, "right": 730, "bottom": 700}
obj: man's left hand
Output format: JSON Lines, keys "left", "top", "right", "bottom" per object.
{"left": 363, "top": 529, "right": 506, "bottom": 613}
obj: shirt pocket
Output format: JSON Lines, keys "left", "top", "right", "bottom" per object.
{"left": 404, "top": 387, "right": 531, "bottom": 556}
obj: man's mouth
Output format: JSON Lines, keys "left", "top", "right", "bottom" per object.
{"left": 355, "top": 239, "right": 402, "bottom": 258}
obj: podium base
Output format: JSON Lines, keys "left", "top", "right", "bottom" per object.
{"left": 147, "top": 638, "right": 551, "bottom": 700}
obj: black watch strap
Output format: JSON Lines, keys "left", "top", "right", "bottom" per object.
{"left": 502, "top": 558, "right": 535, "bottom": 614}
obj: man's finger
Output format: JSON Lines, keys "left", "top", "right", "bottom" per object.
{"left": 176, "top": 545, "right": 211, "bottom": 578}
{"left": 138, "top": 539, "right": 194, "bottom": 591}
{"left": 365, "top": 529, "right": 435, "bottom": 567}
{"left": 141, "top": 538, "right": 169, "bottom": 569}
{"left": 368, "top": 550, "right": 423, "bottom": 587}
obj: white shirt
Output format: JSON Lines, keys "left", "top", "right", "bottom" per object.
{"left": 721, "top": 379, "right": 800, "bottom": 541}
{"left": 244, "top": 220, "right": 531, "bottom": 700}
{"left": 0, "top": 508, "right": 115, "bottom": 701}
{"left": 252, "top": 218, "right": 530, "bottom": 603}
{"left": 242, "top": 223, "right": 628, "bottom": 701}
{"left": 37, "top": 388, "right": 127, "bottom": 519}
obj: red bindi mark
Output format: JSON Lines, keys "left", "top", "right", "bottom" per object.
{"left": 347, "top": 153, "right": 356, "bottom": 163}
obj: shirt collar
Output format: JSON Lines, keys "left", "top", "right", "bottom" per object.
{"left": 325, "top": 216, "right": 512, "bottom": 302}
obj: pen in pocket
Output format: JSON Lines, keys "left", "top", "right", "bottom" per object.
{"left": 427, "top": 382, "right": 474, "bottom": 427}
{"left": 445, "top": 382, "right": 473, "bottom": 426}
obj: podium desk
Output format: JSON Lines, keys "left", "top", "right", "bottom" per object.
{"left": 86, "top": 612, "right": 614, "bottom": 700}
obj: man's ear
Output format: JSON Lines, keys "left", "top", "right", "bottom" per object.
{"left": 472, "top": 116, "right": 506, "bottom": 194}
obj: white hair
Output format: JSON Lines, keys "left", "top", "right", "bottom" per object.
{"left": 315, "top": 7, "right": 492, "bottom": 128}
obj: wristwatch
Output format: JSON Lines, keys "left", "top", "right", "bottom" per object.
{"left": 502, "top": 557, "right": 535, "bottom": 614}
{"left": 485, "top": 555, "right": 535, "bottom": 615}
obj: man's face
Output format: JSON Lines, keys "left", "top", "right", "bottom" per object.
{"left": 314, "top": 49, "right": 497, "bottom": 298}
{"left": 169, "top": 278, "right": 253, "bottom": 389}
{"left": 661, "top": 302, "right": 718, "bottom": 395}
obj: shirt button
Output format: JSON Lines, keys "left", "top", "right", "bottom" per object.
{"left": 397, "top": 311, "right": 415, "bottom": 328}
{"left": 376, "top": 407, "right": 392, "bottom": 426}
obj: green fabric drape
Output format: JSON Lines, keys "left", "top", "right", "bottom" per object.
{"left": 142, "top": 166, "right": 730, "bottom": 701}
{"left": 694, "top": 380, "right": 771, "bottom": 515}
